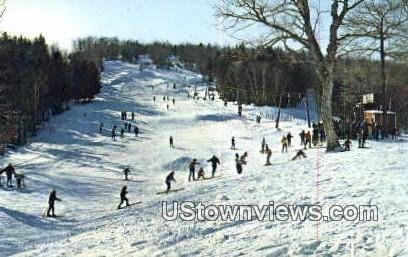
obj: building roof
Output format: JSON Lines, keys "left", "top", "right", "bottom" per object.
{"left": 364, "top": 110, "right": 396, "bottom": 115}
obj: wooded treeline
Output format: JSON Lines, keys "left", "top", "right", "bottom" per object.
{"left": 72, "top": 36, "right": 408, "bottom": 128}
{"left": 0, "top": 33, "right": 101, "bottom": 147}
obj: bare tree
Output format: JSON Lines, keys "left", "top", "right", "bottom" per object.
{"left": 341, "top": 0, "right": 408, "bottom": 123}
{"left": 0, "top": 0, "right": 5, "bottom": 19}
{"left": 217, "top": 0, "right": 364, "bottom": 151}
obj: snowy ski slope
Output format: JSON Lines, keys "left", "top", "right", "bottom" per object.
{"left": 0, "top": 61, "right": 407, "bottom": 257}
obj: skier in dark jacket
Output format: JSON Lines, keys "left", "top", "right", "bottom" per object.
{"left": 299, "top": 130, "right": 306, "bottom": 146}
{"left": 207, "top": 155, "right": 221, "bottom": 177}
{"left": 111, "top": 127, "right": 116, "bottom": 141}
{"left": 123, "top": 167, "right": 131, "bottom": 181}
{"left": 127, "top": 123, "right": 131, "bottom": 133}
{"left": 131, "top": 112, "right": 135, "bottom": 121}
{"left": 169, "top": 136, "right": 174, "bottom": 148}
{"left": 120, "top": 128, "right": 125, "bottom": 138}
{"left": 343, "top": 137, "right": 352, "bottom": 151}
{"left": 47, "top": 189, "right": 62, "bottom": 217}
{"left": 99, "top": 123, "right": 104, "bottom": 134}
{"left": 231, "top": 137, "right": 236, "bottom": 150}
{"left": 165, "top": 171, "right": 176, "bottom": 191}
{"left": 134, "top": 126, "right": 139, "bottom": 137}
{"left": 188, "top": 159, "right": 199, "bottom": 181}
{"left": 286, "top": 132, "right": 293, "bottom": 147}
{"left": 117, "top": 186, "right": 129, "bottom": 209}
{"left": 235, "top": 153, "right": 243, "bottom": 174}
{"left": 1, "top": 164, "right": 15, "bottom": 188}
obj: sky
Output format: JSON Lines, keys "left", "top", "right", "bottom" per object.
{"left": 0, "top": 0, "right": 232, "bottom": 50}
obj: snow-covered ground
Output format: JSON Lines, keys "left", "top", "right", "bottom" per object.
{"left": 0, "top": 61, "right": 407, "bottom": 257}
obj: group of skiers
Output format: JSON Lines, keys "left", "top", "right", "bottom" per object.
{"left": 121, "top": 111, "right": 135, "bottom": 121}
{"left": 99, "top": 110, "right": 141, "bottom": 140}
{"left": 0, "top": 163, "right": 25, "bottom": 189}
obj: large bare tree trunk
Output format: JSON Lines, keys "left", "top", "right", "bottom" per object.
{"left": 320, "top": 76, "right": 340, "bottom": 150}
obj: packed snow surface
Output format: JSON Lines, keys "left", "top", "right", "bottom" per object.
{"left": 0, "top": 61, "right": 407, "bottom": 257}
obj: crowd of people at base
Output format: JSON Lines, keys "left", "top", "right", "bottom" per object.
{"left": 334, "top": 119, "right": 401, "bottom": 142}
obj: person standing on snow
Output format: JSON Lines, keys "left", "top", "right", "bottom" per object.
{"left": 99, "top": 123, "right": 104, "bottom": 134}
{"left": 188, "top": 159, "right": 199, "bottom": 181}
{"left": 231, "top": 137, "right": 236, "bottom": 150}
{"left": 1, "top": 163, "right": 15, "bottom": 188}
{"left": 123, "top": 167, "right": 131, "bottom": 181}
{"left": 111, "top": 127, "right": 117, "bottom": 141}
{"left": 207, "top": 155, "right": 221, "bottom": 177}
{"left": 117, "top": 186, "right": 129, "bottom": 209}
{"left": 287, "top": 132, "right": 293, "bottom": 147}
{"left": 47, "top": 189, "right": 62, "bottom": 217}
{"left": 299, "top": 130, "right": 305, "bottom": 146}
{"left": 281, "top": 136, "right": 288, "bottom": 153}
{"left": 134, "top": 126, "right": 139, "bottom": 137}
{"left": 265, "top": 147, "right": 272, "bottom": 166}
{"left": 165, "top": 171, "right": 176, "bottom": 191}
{"left": 120, "top": 128, "right": 125, "bottom": 138}
{"left": 169, "top": 136, "right": 174, "bottom": 148}
{"left": 235, "top": 153, "right": 243, "bottom": 174}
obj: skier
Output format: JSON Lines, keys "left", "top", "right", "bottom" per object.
{"left": 131, "top": 112, "right": 135, "bottom": 121}
{"left": 197, "top": 168, "right": 205, "bottom": 180}
{"left": 117, "top": 186, "right": 129, "bottom": 209}
{"left": 166, "top": 104, "right": 169, "bottom": 110}
{"left": 292, "top": 150, "right": 307, "bottom": 160}
{"left": 99, "top": 122, "right": 104, "bottom": 134}
{"left": 47, "top": 189, "right": 62, "bottom": 217}
{"left": 123, "top": 167, "right": 131, "bottom": 181}
{"left": 224, "top": 100, "right": 227, "bottom": 107}
{"left": 128, "top": 123, "right": 131, "bottom": 133}
{"left": 343, "top": 137, "right": 352, "bottom": 151}
{"left": 261, "top": 137, "right": 266, "bottom": 153}
{"left": 165, "top": 171, "right": 176, "bottom": 191}
{"left": 111, "top": 127, "right": 116, "bottom": 141}
{"left": 281, "top": 136, "right": 288, "bottom": 153}
{"left": 173, "top": 83, "right": 176, "bottom": 89}
{"left": 169, "top": 136, "right": 174, "bottom": 148}
{"left": 15, "top": 173, "right": 25, "bottom": 189}
{"left": 265, "top": 145, "right": 272, "bottom": 166}
{"left": 163, "top": 96, "right": 166, "bottom": 101}
{"left": 133, "top": 125, "right": 139, "bottom": 136}
{"left": 207, "top": 155, "right": 221, "bottom": 177}
{"left": 235, "top": 153, "right": 243, "bottom": 174}
{"left": 240, "top": 152, "right": 248, "bottom": 165}
{"left": 287, "top": 132, "right": 293, "bottom": 147}
{"left": 188, "top": 159, "right": 199, "bottom": 182}
{"left": 1, "top": 163, "right": 15, "bottom": 188}
{"left": 304, "top": 131, "right": 312, "bottom": 149}
{"left": 120, "top": 128, "right": 125, "bottom": 138}
{"left": 172, "top": 98, "right": 175, "bottom": 105}
{"left": 238, "top": 105, "right": 242, "bottom": 117}
{"left": 391, "top": 127, "right": 399, "bottom": 140}
{"left": 299, "top": 130, "right": 305, "bottom": 146}
{"left": 153, "top": 96, "right": 156, "bottom": 102}
{"left": 231, "top": 136, "right": 236, "bottom": 150}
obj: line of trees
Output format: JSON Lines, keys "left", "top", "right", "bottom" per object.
{"left": 72, "top": 35, "right": 408, "bottom": 131}
{"left": 0, "top": 33, "right": 101, "bottom": 147}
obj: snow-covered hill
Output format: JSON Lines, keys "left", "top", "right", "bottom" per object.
{"left": 0, "top": 61, "right": 407, "bottom": 257}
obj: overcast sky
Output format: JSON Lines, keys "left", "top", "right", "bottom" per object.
{"left": 0, "top": 0, "right": 234, "bottom": 49}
